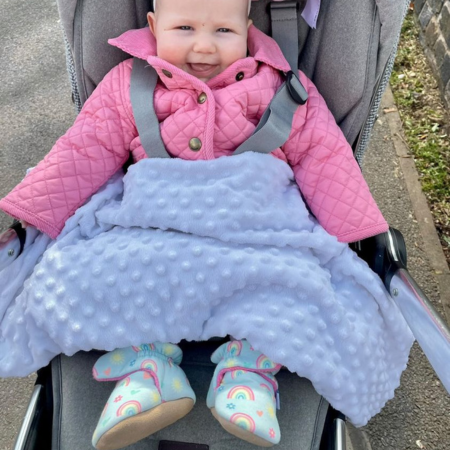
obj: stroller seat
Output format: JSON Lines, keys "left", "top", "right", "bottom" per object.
{"left": 51, "top": 340, "right": 329, "bottom": 450}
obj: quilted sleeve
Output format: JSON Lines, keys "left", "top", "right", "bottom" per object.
{"left": 0, "top": 61, "right": 136, "bottom": 239}
{"left": 282, "top": 72, "right": 388, "bottom": 243}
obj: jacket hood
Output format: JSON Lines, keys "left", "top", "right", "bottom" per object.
{"left": 108, "top": 25, "right": 291, "bottom": 87}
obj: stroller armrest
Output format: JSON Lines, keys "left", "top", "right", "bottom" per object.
{"left": 350, "top": 226, "right": 407, "bottom": 289}
{"left": 352, "top": 228, "right": 450, "bottom": 394}
{"left": 390, "top": 268, "right": 450, "bottom": 393}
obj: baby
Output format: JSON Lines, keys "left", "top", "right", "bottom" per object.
{"left": 148, "top": 0, "right": 253, "bottom": 82}
{"left": 0, "top": 0, "right": 389, "bottom": 448}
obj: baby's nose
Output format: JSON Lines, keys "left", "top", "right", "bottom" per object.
{"left": 193, "top": 35, "right": 216, "bottom": 53}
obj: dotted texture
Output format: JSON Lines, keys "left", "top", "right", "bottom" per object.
{"left": 0, "top": 153, "right": 413, "bottom": 426}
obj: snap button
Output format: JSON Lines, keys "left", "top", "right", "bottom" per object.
{"left": 8, "top": 249, "right": 15, "bottom": 257}
{"left": 162, "top": 69, "right": 173, "bottom": 78}
{"left": 235, "top": 71, "right": 244, "bottom": 81}
{"left": 198, "top": 92, "right": 207, "bottom": 104}
{"left": 189, "top": 138, "right": 202, "bottom": 151}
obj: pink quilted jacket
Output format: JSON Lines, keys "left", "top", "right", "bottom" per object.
{"left": 0, "top": 25, "right": 387, "bottom": 242}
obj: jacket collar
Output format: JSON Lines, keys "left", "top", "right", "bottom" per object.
{"left": 108, "top": 25, "right": 290, "bottom": 90}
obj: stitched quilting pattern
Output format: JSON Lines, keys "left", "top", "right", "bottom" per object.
{"left": 283, "top": 74, "right": 387, "bottom": 240}
{"left": 0, "top": 62, "right": 136, "bottom": 238}
{"left": 0, "top": 54, "right": 387, "bottom": 242}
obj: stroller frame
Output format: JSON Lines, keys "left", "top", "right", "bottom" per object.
{"left": 4, "top": 0, "right": 450, "bottom": 449}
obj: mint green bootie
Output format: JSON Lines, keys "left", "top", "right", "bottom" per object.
{"left": 207, "top": 340, "right": 282, "bottom": 447}
{"left": 92, "top": 343, "right": 195, "bottom": 450}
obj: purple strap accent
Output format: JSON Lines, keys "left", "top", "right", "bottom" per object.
{"left": 252, "top": 0, "right": 321, "bottom": 28}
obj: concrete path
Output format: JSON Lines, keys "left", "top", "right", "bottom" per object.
{"left": 0, "top": 2, "right": 75, "bottom": 450}
{"left": 0, "top": 1, "right": 449, "bottom": 449}
{"left": 362, "top": 92, "right": 450, "bottom": 449}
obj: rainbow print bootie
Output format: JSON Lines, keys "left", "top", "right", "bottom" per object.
{"left": 206, "top": 340, "right": 282, "bottom": 447}
{"left": 92, "top": 343, "right": 195, "bottom": 450}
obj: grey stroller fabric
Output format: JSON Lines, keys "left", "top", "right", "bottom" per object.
{"left": 298, "top": 0, "right": 408, "bottom": 147}
{"left": 51, "top": 343, "right": 329, "bottom": 450}
{"left": 59, "top": 0, "right": 150, "bottom": 105}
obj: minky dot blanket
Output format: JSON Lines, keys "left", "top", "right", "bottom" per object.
{"left": 0, "top": 153, "right": 414, "bottom": 426}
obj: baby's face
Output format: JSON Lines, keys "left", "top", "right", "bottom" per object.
{"left": 148, "top": 0, "right": 251, "bottom": 82}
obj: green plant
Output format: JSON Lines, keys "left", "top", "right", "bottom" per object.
{"left": 390, "top": 10, "right": 450, "bottom": 257}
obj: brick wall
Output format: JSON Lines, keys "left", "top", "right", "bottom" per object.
{"left": 414, "top": 0, "right": 450, "bottom": 109}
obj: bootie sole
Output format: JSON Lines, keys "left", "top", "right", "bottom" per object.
{"left": 96, "top": 398, "right": 194, "bottom": 450}
{"left": 211, "top": 407, "right": 275, "bottom": 448}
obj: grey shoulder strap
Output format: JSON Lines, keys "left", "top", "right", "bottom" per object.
{"left": 130, "top": 57, "right": 170, "bottom": 158}
{"left": 234, "top": 72, "right": 307, "bottom": 155}
{"left": 269, "top": 1, "right": 301, "bottom": 72}
{"left": 130, "top": 58, "right": 307, "bottom": 159}
{"left": 235, "top": 1, "right": 309, "bottom": 155}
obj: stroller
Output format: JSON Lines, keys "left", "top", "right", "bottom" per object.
{"left": 4, "top": 0, "right": 450, "bottom": 449}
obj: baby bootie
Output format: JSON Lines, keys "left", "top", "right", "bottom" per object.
{"left": 92, "top": 343, "right": 195, "bottom": 450}
{"left": 207, "top": 340, "right": 282, "bottom": 447}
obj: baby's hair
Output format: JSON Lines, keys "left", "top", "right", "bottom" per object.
{"left": 152, "top": 0, "right": 253, "bottom": 14}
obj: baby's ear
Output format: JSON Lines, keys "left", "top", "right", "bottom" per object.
{"left": 147, "top": 12, "right": 157, "bottom": 35}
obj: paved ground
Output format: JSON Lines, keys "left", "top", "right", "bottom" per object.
{"left": 0, "top": 1, "right": 449, "bottom": 449}
{"left": 361, "top": 99, "right": 450, "bottom": 449}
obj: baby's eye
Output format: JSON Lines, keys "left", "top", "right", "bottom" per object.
{"left": 179, "top": 26, "right": 192, "bottom": 31}
{"left": 217, "top": 28, "right": 231, "bottom": 33}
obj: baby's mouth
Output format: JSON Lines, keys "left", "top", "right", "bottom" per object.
{"left": 187, "top": 63, "right": 218, "bottom": 76}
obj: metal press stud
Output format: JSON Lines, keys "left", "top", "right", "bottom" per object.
{"left": 189, "top": 138, "right": 202, "bottom": 151}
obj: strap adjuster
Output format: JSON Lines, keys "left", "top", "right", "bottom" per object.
{"left": 270, "top": 1, "right": 307, "bottom": 14}
{"left": 270, "top": 1, "right": 298, "bottom": 11}
{"left": 286, "top": 71, "right": 308, "bottom": 105}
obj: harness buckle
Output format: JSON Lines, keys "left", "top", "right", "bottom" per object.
{"left": 286, "top": 71, "right": 308, "bottom": 105}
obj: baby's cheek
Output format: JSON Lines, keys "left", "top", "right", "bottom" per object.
{"left": 157, "top": 43, "right": 186, "bottom": 69}
{"left": 226, "top": 39, "right": 248, "bottom": 65}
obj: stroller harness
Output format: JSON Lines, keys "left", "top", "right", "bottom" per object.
{"left": 131, "top": 58, "right": 307, "bottom": 160}
{"left": 127, "top": 0, "right": 309, "bottom": 159}
{"left": 0, "top": 25, "right": 388, "bottom": 242}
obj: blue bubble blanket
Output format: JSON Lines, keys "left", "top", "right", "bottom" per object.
{"left": 0, "top": 153, "right": 413, "bottom": 426}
